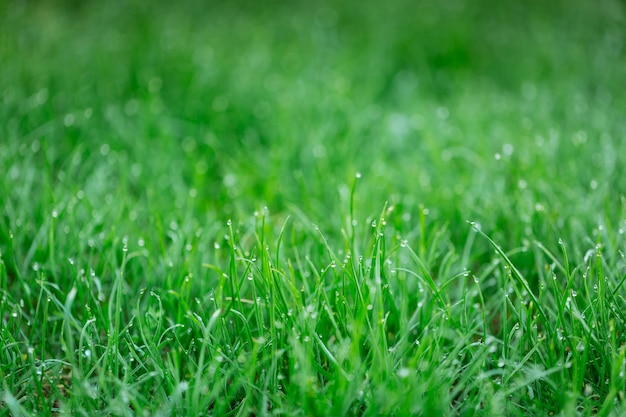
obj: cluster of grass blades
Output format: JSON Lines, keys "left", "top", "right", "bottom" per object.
{"left": 2, "top": 176, "right": 626, "bottom": 415}
{"left": 2, "top": 0, "right": 626, "bottom": 415}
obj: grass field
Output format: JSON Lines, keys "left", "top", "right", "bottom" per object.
{"left": 1, "top": 0, "right": 626, "bottom": 415}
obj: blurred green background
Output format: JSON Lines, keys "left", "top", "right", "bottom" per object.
{"left": 1, "top": 0, "right": 625, "bottom": 268}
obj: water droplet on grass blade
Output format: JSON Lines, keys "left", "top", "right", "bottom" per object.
{"left": 469, "top": 221, "right": 481, "bottom": 231}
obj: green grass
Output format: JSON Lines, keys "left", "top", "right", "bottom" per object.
{"left": 1, "top": 0, "right": 626, "bottom": 415}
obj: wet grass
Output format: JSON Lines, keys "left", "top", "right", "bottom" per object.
{"left": 1, "top": 0, "right": 626, "bottom": 415}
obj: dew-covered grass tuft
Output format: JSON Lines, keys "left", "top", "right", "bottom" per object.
{"left": 1, "top": 0, "right": 626, "bottom": 415}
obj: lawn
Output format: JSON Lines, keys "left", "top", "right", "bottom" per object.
{"left": 1, "top": 0, "right": 625, "bottom": 415}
